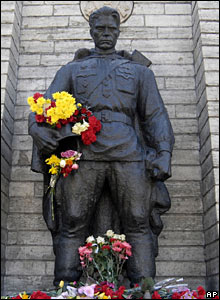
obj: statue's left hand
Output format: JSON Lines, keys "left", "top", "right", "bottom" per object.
{"left": 150, "top": 151, "right": 171, "bottom": 181}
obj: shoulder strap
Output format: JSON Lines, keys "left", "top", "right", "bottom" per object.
{"left": 87, "top": 59, "right": 129, "bottom": 99}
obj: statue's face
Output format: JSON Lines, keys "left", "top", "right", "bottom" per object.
{"left": 90, "top": 15, "right": 120, "bottom": 50}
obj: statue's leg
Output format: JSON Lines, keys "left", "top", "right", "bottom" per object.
{"left": 53, "top": 161, "right": 106, "bottom": 286}
{"left": 109, "top": 161, "right": 155, "bottom": 284}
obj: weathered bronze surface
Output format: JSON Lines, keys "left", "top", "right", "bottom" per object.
{"left": 28, "top": 6, "right": 175, "bottom": 286}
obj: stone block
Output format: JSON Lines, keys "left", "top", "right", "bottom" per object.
{"left": 7, "top": 213, "right": 47, "bottom": 231}
{"left": 145, "top": 15, "right": 192, "bottom": 27}
{"left": 173, "top": 134, "right": 199, "bottom": 151}
{"left": 22, "top": 5, "right": 53, "bottom": 16}
{"left": 152, "top": 65, "right": 195, "bottom": 77}
{"left": 206, "top": 257, "right": 219, "bottom": 276}
{"left": 171, "top": 119, "right": 198, "bottom": 134}
{"left": 45, "top": 261, "right": 54, "bottom": 275}
{"left": 19, "top": 54, "right": 41, "bottom": 66}
{"left": 158, "top": 231, "right": 204, "bottom": 246}
{"left": 207, "top": 102, "right": 219, "bottom": 117}
{"left": 1, "top": 1, "right": 16, "bottom": 11}
{"left": 205, "top": 72, "right": 219, "bottom": 86}
{"left": 11, "top": 166, "right": 43, "bottom": 181}
{"left": 6, "top": 261, "right": 46, "bottom": 276}
{"left": 6, "top": 245, "right": 54, "bottom": 260}
{"left": 204, "top": 223, "right": 219, "bottom": 245}
{"left": 1, "top": 174, "right": 9, "bottom": 197}
{"left": 201, "top": 34, "right": 219, "bottom": 46}
{"left": 132, "top": 39, "right": 193, "bottom": 52}
{"left": 165, "top": 3, "right": 191, "bottom": 14}
{"left": 120, "top": 27, "right": 157, "bottom": 39}
{"left": 133, "top": 3, "right": 164, "bottom": 15}
{"left": 22, "top": 16, "right": 69, "bottom": 29}
{"left": 201, "top": 153, "right": 214, "bottom": 180}
{"left": 13, "top": 120, "right": 28, "bottom": 135}
{"left": 69, "top": 16, "right": 90, "bottom": 27}
{"left": 17, "top": 78, "right": 45, "bottom": 91}
{"left": 172, "top": 149, "right": 200, "bottom": 165}
{"left": 197, "top": 1, "right": 219, "bottom": 9}
{"left": 18, "top": 66, "right": 59, "bottom": 79}
{"left": 162, "top": 214, "right": 203, "bottom": 231}
{"left": 204, "top": 204, "right": 219, "bottom": 230}
{"left": 166, "top": 181, "right": 201, "bottom": 197}
{"left": 16, "top": 231, "right": 52, "bottom": 246}
{"left": 120, "top": 15, "right": 144, "bottom": 27}
{"left": 169, "top": 197, "right": 203, "bottom": 214}
{"left": 160, "top": 27, "right": 193, "bottom": 40}
{"left": 1, "top": 11, "right": 15, "bottom": 24}
{"left": 9, "top": 197, "right": 42, "bottom": 214}
{"left": 205, "top": 240, "right": 219, "bottom": 261}
{"left": 170, "top": 166, "right": 201, "bottom": 181}
{"left": 40, "top": 53, "right": 74, "bottom": 66}
{"left": 157, "top": 246, "right": 204, "bottom": 262}
{"left": 20, "top": 41, "right": 54, "bottom": 54}
{"left": 55, "top": 40, "right": 94, "bottom": 53}
{"left": 34, "top": 182, "right": 44, "bottom": 197}
{"left": 200, "top": 21, "right": 219, "bottom": 34}
{"left": 176, "top": 104, "right": 197, "bottom": 118}
{"left": 3, "top": 275, "right": 54, "bottom": 295}
{"left": 9, "top": 182, "right": 34, "bottom": 198}
{"left": 199, "top": 9, "right": 219, "bottom": 21}
{"left": 14, "top": 106, "right": 30, "bottom": 120}
{"left": 145, "top": 52, "right": 193, "bottom": 65}
{"left": 54, "top": 4, "right": 81, "bottom": 16}
{"left": 166, "top": 78, "right": 195, "bottom": 90}
{"left": 156, "top": 261, "right": 206, "bottom": 276}
{"left": 12, "top": 135, "right": 33, "bottom": 150}
{"left": 160, "top": 90, "right": 197, "bottom": 104}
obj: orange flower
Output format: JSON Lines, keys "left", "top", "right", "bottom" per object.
{"left": 66, "top": 159, "right": 73, "bottom": 166}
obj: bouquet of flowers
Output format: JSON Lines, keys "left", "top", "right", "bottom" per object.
{"left": 78, "top": 230, "right": 132, "bottom": 288}
{"left": 45, "top": 150, "right": 82, "bottom": 220}
{"left": 27, "top": 92, "right": 101, "bottom": 145}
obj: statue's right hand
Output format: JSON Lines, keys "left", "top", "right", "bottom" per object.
{"left": 30, "top": 123, "right": 62, "bottom": 155}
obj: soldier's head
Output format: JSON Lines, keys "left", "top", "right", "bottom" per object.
{"left": 89, "top": 6, "right": 120, "bottom": 51}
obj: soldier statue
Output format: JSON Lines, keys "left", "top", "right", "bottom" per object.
{"left": 28, "top": 6, "right": 175, "bottom": 287}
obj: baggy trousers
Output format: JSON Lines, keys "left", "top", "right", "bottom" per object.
{"left": 53, "top": 161, "right": 156, "bottom": 285}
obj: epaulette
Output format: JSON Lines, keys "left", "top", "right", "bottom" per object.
{"left": 73, "top": 48, "right": 152, "bottom": 67}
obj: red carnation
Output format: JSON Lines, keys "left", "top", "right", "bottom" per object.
{"left": 33, "top": 93, "right": 44, "bottom": 102}
{"left": 102, "top": 245, "right": 111, "bottom": 251}
{"left": 11, "top": 296, "right": 22, "bottom": 299}
{"left": 51, "top": 101, "right": 56, "bottom": 107}
{"left": 152, "top": 291, "right": 162, "bottom": 299}
{"left": 81, "top": 107, "right": 87, "bottom": 114}
{"left": 35, "top": 114, "right": 45, "bottom": 123}
{"left": 81, "top": 128, "right": 96, "bottom": 145}
{"left": 30, "top": 291, "right": 51, "bottom": 299}
{"left": 88, "top": 116, "right": 101, "bottom": 133}
{"left": 56, "top": 122, "right": 62, "bottom": 129}
{"left": 171, "top": 292, "right": 181, "bottom": 299}
{"left": 74, "top": 110, "right": 79, "bottom": 116}
{"left": 197, "top": 286, "right": 206, "bottom": 296}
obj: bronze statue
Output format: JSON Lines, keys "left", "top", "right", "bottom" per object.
{"left": 28, "top": 6, "right": 174, "bottom": 287}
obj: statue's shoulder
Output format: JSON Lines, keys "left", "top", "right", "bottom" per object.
{"left": 117, "top": 49, "right": 152, "bottom": 68}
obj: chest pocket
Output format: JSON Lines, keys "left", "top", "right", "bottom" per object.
{"left": 76, "top": 70, "right": 96, "bottom": 95}
{"left": 115, "top": 67, "right": 135, "bottom": 95}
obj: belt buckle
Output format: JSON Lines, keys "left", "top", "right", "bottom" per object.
{"left": 101, "top": 111, "right": 111, "bottom": 122}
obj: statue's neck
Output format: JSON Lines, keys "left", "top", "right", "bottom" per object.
{"left": 94, "top": 47, "right": 116, "bottom": 55}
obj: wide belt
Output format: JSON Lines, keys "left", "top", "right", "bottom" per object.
{"left": 94, "top": 110, "right": 133, "bottom": 126}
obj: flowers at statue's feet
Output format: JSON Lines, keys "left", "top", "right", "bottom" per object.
{"left": 78, "top": 230, "right": 132, "bottom": 287}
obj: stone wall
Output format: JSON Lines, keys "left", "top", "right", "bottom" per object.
{"left": 1, "top": 1, "right": 22, "bottom": 295}
{"left": 1, "top": 1, "right": 219, "bottom": 295}
{"left": 192, "top": 1, "right": 219, "bottom": 291}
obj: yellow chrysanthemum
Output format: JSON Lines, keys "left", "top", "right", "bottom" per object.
{"left": 30, "top": 103, "right": 38, "bottom": 112}
{"left": 45, "top": 155, "right": 61, "bottom": 166}
{"left": 49, "top": 166, "right": 58, "bottom": 175}
{"left": 27, "top": 97, "right": 35, "bottom": 106}
{"left": 36, "top": 107, "right": 44, "bottom": 115}
{"left": 36, "top": 97, "right": 46, "bottom": 107}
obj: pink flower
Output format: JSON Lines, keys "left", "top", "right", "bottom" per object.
{"left": 61, "top": 150, "right": 77, "bottom": 158}
{"left": 121, "top": 241, "right": 132, "bottom": 249}
{"left": 72, "top": 164, "right": 79, "bottom": 170}
{"left": 78, "top": 285, "right": 96, "bottom": 298}
{"left": 112, "top": 246, "right": 122, "bottom": 252}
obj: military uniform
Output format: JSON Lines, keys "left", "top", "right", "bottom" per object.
{"left": 29, "top": 49, "right": 174, "bottom": 285}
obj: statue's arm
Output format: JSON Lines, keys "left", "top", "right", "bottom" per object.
{"left": 28, "top": 63, "right": 73, "bottom": 154}
{"left": 137, "top": 67, "right": 175, "bottom": 181}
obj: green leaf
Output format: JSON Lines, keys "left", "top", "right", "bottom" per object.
{"left": 56, "top": 288, "right": 63, "bottom": 296}
{"left": 141, "top": 277, "right": 155, "bottom": 293}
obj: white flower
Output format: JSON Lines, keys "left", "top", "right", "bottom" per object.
{"left": 96, "top": 236, "right": 105, "bottom": 244}
{"left": 119, "top": 234, "right": 126, "bottom": 241}
{"left": 106, "top": 230, "right": 114, "bottom": 237}
{"left": 72, "top": 120, "right": 89, "bottom": 135}
{"left": 113, "top": 234, "right": 121, "bottom": 240}
{"left": 86, "top": 235, "right": 95, "bottom": 243}
{"left": 60, "top": 159, "right": 66, "bottom": 168}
